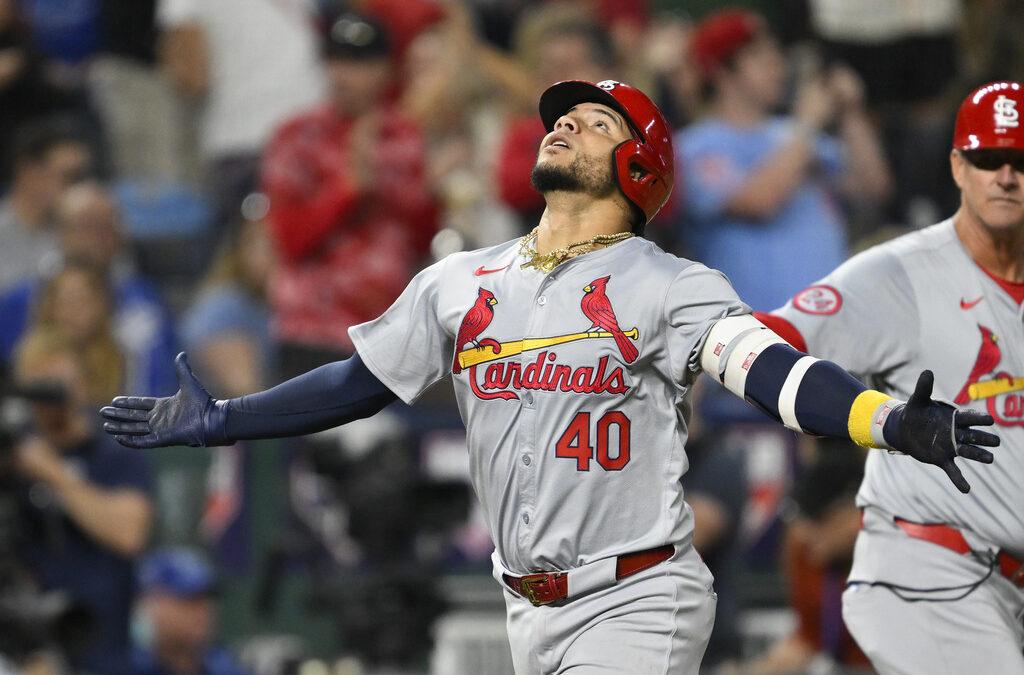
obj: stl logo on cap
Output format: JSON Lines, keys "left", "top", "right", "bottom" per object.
{"left": 597, "top": 80, "right": 621, "bottom": 91}
{"left": 994, "top": 95, "right": 1020, "bottom": 130}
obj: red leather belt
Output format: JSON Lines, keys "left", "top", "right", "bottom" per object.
{"left": 895, "top": 518, "right": 1024, "bottom": 588}
{"left": 502, "top": 544, "right": 674, "bottom": 607}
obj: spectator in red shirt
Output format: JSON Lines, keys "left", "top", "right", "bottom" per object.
{"left": 261, "top": 11, "right": 438, "bottom": 376}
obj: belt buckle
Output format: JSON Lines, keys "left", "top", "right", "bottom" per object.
{"left": 519, "top": 573, "right": 558, "bottom": 606}
{"left": 1011, "top": 562, "right": 1024, "bottom": 588}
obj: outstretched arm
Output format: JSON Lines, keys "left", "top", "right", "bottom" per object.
{"left": 701, "top": 315, "right": 999, "bottom": 493}
{"left": 100, "top": 352, "right": 398, "bottom": 449}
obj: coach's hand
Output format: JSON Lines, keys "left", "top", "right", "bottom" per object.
{"left": 888, "top": 370, "right": 998, "bottom": 493}
{"left": 100, "top": 353, "right": 230, "bottom": 448}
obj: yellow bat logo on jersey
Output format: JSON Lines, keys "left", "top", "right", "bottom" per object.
{"left": 456, "top": 328, "right": 639, "bottom": 369}
{"left": 452, "top": 277, "right": 641, "bottom": 402}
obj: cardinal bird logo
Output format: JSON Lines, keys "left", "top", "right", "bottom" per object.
{"left": 954, "top": 325, "right": 1001, "bottom": 404}
{"left": 453, "top": 288, "right": 498, "bottom": 374}
{"left": 581, "top": 276, "right": 639, "bottom": 364}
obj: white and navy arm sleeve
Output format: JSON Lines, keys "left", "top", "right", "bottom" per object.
{"left": 700, "top": 316, "right": 901, "bottom": 448}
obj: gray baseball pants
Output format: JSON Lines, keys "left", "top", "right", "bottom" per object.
{"left": 843, "top": 508, "right": 1024, "bottom": 675}
{"left": 501, "top": 545, "right": 717, "bottom": 674}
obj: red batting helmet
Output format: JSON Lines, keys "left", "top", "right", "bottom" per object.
{"left": 539, "top": 79, "right": 674, "bottom": 226}
{"left": 953, "top": 81, "right": 1024, "bottom": 151}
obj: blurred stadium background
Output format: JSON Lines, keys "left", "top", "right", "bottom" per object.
{"left": 0, "top": 0, "right": 1019, "bottom": 673}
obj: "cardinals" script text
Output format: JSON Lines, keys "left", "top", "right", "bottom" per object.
{"left": 467, "top": 351, "right": 630, "bottom": 401}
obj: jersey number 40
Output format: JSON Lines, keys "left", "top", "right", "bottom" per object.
{"left": 555, "top": 411, "right": 631, "bottom": 471}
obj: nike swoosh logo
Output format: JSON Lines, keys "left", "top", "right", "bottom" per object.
{"left": 960, "top": 296, "right": 983, "bottom": 310}
{"left": 474, "top": 265, "right": 510, "bottom": 276}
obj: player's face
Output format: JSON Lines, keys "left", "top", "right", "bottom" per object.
{"left": 19, "top": 354, "right": 89, "bottom": 434}
{"left": 730, "top": 33, "right": 785, "bottom": 110}
{"left": 28, "top": 141, "right": 91, "bottom": 210}
{"left": 531, "top": 103, "right": 631, "bottom": 197}
{"left": 58, "top": 190, "right": 121, "bottom": 268}
{"left": 144, "top": 594, "right": 215, "bottom": 650}
{"left": 952, "top": 149, "right": 1024, "bottom": 231}
{"left": 326, "top": 57, "right": 391, "bottom": 117}
{"left": 51, "top": 268, "right": 108, "bottom": 342}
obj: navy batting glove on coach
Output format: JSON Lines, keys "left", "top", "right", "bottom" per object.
{"left": 100, "top": 352, "right": 230, "bottom": 448}
{"left": 883, "top": 370, "right": 999, "bottom": 493}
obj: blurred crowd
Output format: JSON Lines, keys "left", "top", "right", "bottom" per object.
{"left": 0, "top": 0, "right": 1021, "bottom": 672}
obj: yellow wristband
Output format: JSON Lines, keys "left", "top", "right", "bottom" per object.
{"left": 848, "top": 390, "right": 895, "bottom": 448}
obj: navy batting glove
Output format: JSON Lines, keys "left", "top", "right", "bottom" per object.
{"left": 100, "top": 353, "right": 231, "bottom": 448}
{"left": 883, "top": 370, "right": 999, "bottom": 493}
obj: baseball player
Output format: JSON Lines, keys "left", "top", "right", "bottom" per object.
{"left": 757, "top": 81, "right": 1024, "bottom": 674}
{"left": 101, "top": 80, "right": 998, "bottom": 674}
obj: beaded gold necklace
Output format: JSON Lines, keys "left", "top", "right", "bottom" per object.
{"left": 518, "top": 226, "right": 634, "bottom": 273}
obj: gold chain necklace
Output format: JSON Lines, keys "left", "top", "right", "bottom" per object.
{"left": 519, "top": 226, "right": 634, "bottom": 273}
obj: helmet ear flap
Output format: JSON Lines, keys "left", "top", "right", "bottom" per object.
{"left": 612, "top": 140, "right": 669, "bottom": 226}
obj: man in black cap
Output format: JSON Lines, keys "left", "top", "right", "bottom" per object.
{"left": 260, "top": 11, "right": 438, "bottom": 380}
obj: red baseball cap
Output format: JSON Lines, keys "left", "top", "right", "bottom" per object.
{"left": 690, "top": 9, "right": 764, "bottom": 78}
{"left": 953, "top": 81, "right": 1024, "bottom": 151}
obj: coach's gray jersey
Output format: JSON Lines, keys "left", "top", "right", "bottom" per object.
{"left": 350, "top": 237, "right": 748, "bottom": 573}
{"left": 776, "top": 219, "right": 1024, "bottom": 556}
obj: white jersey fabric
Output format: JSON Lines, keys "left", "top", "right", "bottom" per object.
{"left": 809, "top": 0, "right": 960, "bottom": 43}
{"left": 350, "top": 237, "right": 748, "bottom": 574}
{"left": 776, "top": 219, "right": 1024, "bottom": 559}
{"left": 156, "top": 0, "right": 324, "bottom": 158}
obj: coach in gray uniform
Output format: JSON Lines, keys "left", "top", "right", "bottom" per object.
{"left": 101, "top": 80, "right": 998, "bottom": 674}
{"left": 761, "top": 81, "right": 1024, "bottom": 674}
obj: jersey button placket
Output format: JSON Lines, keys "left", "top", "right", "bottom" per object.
{"left": 517, "top": 395, "right": 537, "bottom": 548}
{"left": 516, "top": 283, "right": 547, "bottom": 550}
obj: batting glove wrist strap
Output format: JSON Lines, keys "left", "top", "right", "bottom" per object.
{"left": 879, "top": 403, "right": 906, "bottom": 453}
{"left": 201, "top": 398, "right": 231, "bottom": 447}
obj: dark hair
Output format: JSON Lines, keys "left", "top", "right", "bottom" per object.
{"left": 11, "top": 117, "right": 86, "bottom": 171}
{"left": 22, "top": 256, "right": 124, "bottom": 404}
{"left": 545, "top": 20, "right": 615, "bottom": 70}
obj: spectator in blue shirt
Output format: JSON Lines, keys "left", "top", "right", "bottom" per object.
{"left": 132, "top": 548, "right": 247, "bottom": 675}
{"left": 676, "top": 9, "right": 891, "bottom": 312}
{"left": 0, "top": 182, "right": 179, "bottom": 395}
{"left": 180, "top": 196, "right": 274, "bottom": 397}
{"left": 13, "top": 335, "right": 154, "bottom": 673}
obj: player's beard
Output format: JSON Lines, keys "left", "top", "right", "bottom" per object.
{"left": 531, "top": 152, "right": 616, "bottom": 198}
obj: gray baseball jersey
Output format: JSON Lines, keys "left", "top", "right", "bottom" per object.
{"left": 776, "top": 219, "right": 1024, "bottom": 556}
{"left": 349, "top": 236, "right": 748, "bottom": 574}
